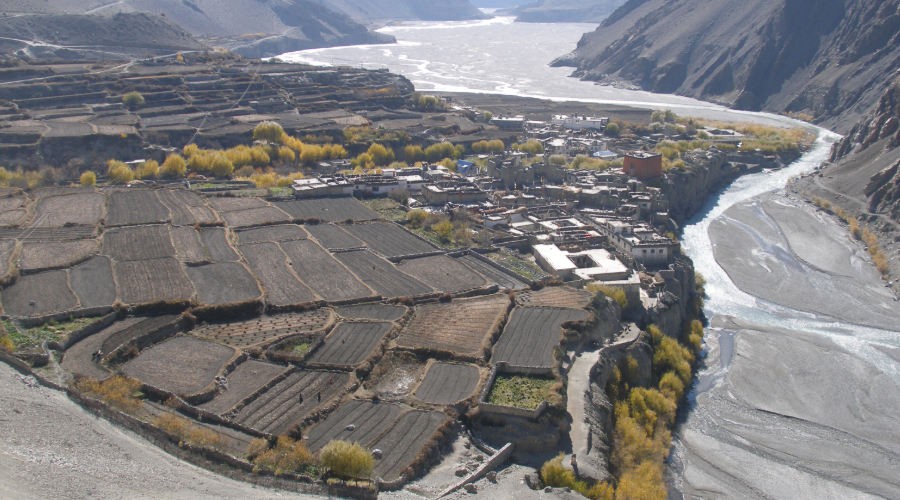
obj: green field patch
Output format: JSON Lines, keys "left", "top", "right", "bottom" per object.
{"left": 487, "top": 374, "right": 557, "bottom": 410}
{"left": 4, "top": 316, "right": 97, "bottom": 350}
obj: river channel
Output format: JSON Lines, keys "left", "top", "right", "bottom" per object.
{"left": 280, "top": 17, "right": 900, "bottom": 499}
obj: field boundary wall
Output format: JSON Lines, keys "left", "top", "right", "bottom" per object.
{"left": 59, "top": 312, "right": 118, "bottom": 350}
{"left": 16, "top": 305, "right": 114, "bottom": 327}
{"left": 477, "top": 364, "right": 550, "bottom": 420}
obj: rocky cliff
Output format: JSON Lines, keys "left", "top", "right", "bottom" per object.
{"left": 503, "top": 0, "right": 627, "bottom": 23}
{"left": 553, "top": 0, "right": 900, "bottom": 133}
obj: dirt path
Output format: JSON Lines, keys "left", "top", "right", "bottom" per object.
{"left": 0, "top": 362, "right": 324, "bottom": 500}
{"left": 565, "top": 347, "right": 601, "bottom": 475}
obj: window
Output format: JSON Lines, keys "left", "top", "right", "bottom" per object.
{"left": 651, "top": 249, "right": 655, "bottom": 254}
{"left": 642, "top": 249, "right": 647, "bottom": 254}
{"left": 372, "top": 187, "right": 379, "bottom": 191}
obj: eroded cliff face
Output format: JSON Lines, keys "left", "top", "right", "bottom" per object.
{"left": 554, "top": 0, "right": 900, "bottom": 132}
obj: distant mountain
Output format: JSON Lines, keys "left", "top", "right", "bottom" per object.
{"left": 311, "top": 0, "right": 490, "bottom": 22}
{"left": 470, "top": 0, "right": 523, "bottom": 7}
{"left": 552, "top": 0, "right": 900, "bottom": 132}
{"left": 505, "top": 0, "right": 627, "bottom": 23}
{"left": 0, "top": 0, "right": 397, "bottom": 58}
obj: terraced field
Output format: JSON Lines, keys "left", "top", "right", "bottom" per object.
{"left": 100, "top": 315, "right": 181, "bottom": 356}
{"left": 0, "top": 197, "right": 25, "bottom": 212}
{"left": 105, "top": 190, "right": 170, "bottom": 226}
{"left": 19, "top": 239, "right": 97, "bottom": 272}
{"left": 333, "top": 250, "right": 433, "bottom": 298}
{"left": 114, "top": 258, "right": 195, "bottom": 305}
{"left": 61, "top": 317, "right": 144, "bottom": 380}
{"left": 456, "top": 254, "right": 528, "bottom": 290}
{"left": 200, "top": 228, "right": 239, "bottom": 262}
{"left": 0, "top": 225, "right": 97, "bottom": 241}
{"left": 396, "top": 255, "right": 488, "bottom": 294}
{"left": 190, "top": 309, "right": 334, "bottom": 349}
{"left": 68, "top": 256, "right": 116, "bottom": 308}
{"left": 156, "top": 189, "right": 218, "bottom": 226}
{"left": 186, "top": 262, "right": 261, "bottom": 306}
{"left": 306, "top": 321, "right": 392, "bottom": 368}
{"left": 414, "top": 363, "right": 481, "bottom": 405}
{"left": 221, "top": 207, "right": 291, "bottom": 228}
{"left": 516, "top": 286, "right": 594, "bottom": 309}
{"left": 102, "top": 225, "right": 175, "bottom": 262}
{"left": 34, "top": 186, "right": 94, "bottom": 198}
{"left": 342, "top": 222, "right": 436, "bottom": 258}
{"left": 198, "top": 360, "right": 289, "bottom": 416}
{"left": 370, "top": 410, "right": 448, "bottom": 482}
{"left": 0, "top": 209, "right": 26, "bottom": 225}
{"left": 280, "top": 239, "right": 374, "bottom": 302}
{"left": 233, "top": 370, "right": 350, "bottom": 435}
{"left": 122, "top": 336, "right": 237, "bottom": 396}
{"left": 304, "top": 224, "right": 363, "bottom": 250}
{"left": 492, "top": 307, "right": 590, "bottom": 368}
{"left": 235, "top": 224, "right": 308, "bottom": 244}
{"left": 337, "top": 304, "right": 406, "bottom": 322}
{"left": 238, "top": 242, "right": 317, "bottom": 306}
{"left": 274, "top": 197, "right": 380, "bottom": 222}
{"left": 35, "top": 192, "right": 104, "bottom": 226}
{"left": 1, "top": 270, "right": 78, "bottom": 316}
{"left": 207, "top": 197, "right": 270, "bottom": 212}
{"left": 395, "top": 294, "right": 510, "bottom": 356}
{"left": 169, "top": 226, "right": 207, "bottom": 264}
{"left": 305, "top": 400, "right": 403, "bottom": 451}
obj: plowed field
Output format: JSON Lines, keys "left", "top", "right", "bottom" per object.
{"left": 236, "top": 225, "right": 308, "bottom": 244}
{"left": 186, "top": 262, "right": 261, "bottom": 306}
{"left": 0, "top": 196, "right": 26, "bottom": 211}
{"left": 333, "top": 250, "right": 433, "bottom": 299}
{"left": 397, "top": 255, "right": 488, "bottom": 293}
{"left": 61, "top": 318, "right": 144, "bottom": 380}
{"left": 190, "top": 309, "right": 334, "bottom": 348}
{"left": 207, "top": 197, "right": 269, "bottom": 212}
{"left": 68, "top": 256, "right": 116, "bottom": 308}
{"left": 0, "top": 209, "right": 26, "bottom": 225}
{"left": 233, "top": 370, "right": 350, "bottom": 435}
{"left": 0, "top": 225, "right": 97, "bottom": 241}
{"left": 102, "top": 225, "right": 175, "bottom": 262}
{"left": 34, "top": 193, "right": 104, "bottom": 226}
{"left": 238, "top": 242, "right": 317, "bottom": 306}
{"left": 395, "top": 294, "right": 510, "bottom": 356}
{"left": 198, "top": 360, "right": 289, "bottom": 415}
{"left": 100, "top": 315, "right": 181, "bottom": 355}
{"left": 105, "top": 190, "right": 170, "bottom": 226}
{"left": 1, "top": 270, "right": 77, "bottom": 316}
{"left": 273, "top": 197, "right": 380, "bottom": 222}
{"left": 122, "top": 336, "right": 236, "bottom": 396}
{"left": 305, "top": 400, "right": 403, "bottom": 451}
{"left": 33, "top": 186, "right": 94, "bottom": 198}
{"left": 280, "top": 239, "right": 374, "bottom": 302}
{"left": 342, "top": 222, "right": 436, "bottom": 258}
{"left": 516, "top": 286, "right": 594, "bottom": 309}
{"left": 200, "top": 228, "right": 239, "bottom": 262}
{"left": 414, "top": 363, "right": 480, "bottom": 404}
{"left": 493, "top": 307, "right": 590, "bottom": 368}
{"left": 156, "top": 189, "right": 217, "bottom": 226}
{"left": 337, "top": 304, "right": 406, "bottom": 322}
{"left": 307, "top": 321, "right": 392, "bottom": 368}
{"left": 170, "top": 226, "right": 207, "bottom": 263}
{"left": 456, "top": 255, "right": 528, "bottom": 290}
{"left": 304, "top": 224, "right": 363, "bottom": 250}
{"left": 114, "top": 258, "right": 195, "bottom": 305}
{"left": 221, "top": 207, "right": 291, "bottom": 228}
{"left": 371, "top": 410, "right": 448, "bottom": 482}
{"left": 19, "top": 239, "right": 97, "bottom": 272}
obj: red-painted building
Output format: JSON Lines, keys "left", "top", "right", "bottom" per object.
{"left": 623, "top": 152, "right": 662, "bottom": 180}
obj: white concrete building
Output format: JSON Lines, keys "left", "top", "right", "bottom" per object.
{"left": 533, "top": 244, "right": 630, "bottom": 282}
{"left": 551, "top": 114, "right": 609, "bottom": 131}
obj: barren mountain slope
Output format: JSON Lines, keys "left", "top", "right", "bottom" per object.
{"left": 505, "top": 0, "right": 627, "bottom": 23}
{"left": 554, "top": 0, "right": 900, "bottom": 133}
{"left": 311, "top": 0, "right": 489, "bottom": 22}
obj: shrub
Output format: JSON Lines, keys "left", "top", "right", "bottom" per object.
{"left": 253, "top": 436, "right": 317, "bottom": 476}
{"left": 122, "top": 91, "right": 144, "bottom": 109}
{"left": 162, "top": 154, "right": 187, "bottom": 178}
{"left": 541, "top": 453, "right": 585, "bottom": 491}
{"left": 367, "top": 143, "right": 395, "bottom": 166}
{"left": 209, "top": 154, "right": 234, "bottom": 178}
{"left": 605, "top": 122, "right": 619, "bottom": 136}
{"left": 154, "top": 413, "right": 227, "bottom": 452}
{"left": 0, "top": 333, "right": 13, "bottom": 353}
{"left": 79, "top": 171, "right": 96, "bottom": 186}
{"left": 135, "top": 159, "right": 159, "bottom": 180}
{"left": 652, "top": 335, "right": 693, "bottom": 387}
{"left": 75, "top": 375, "right": 143, "bottom": 414}
{"left": 408, "top": 209, "right": 427, "bottom": 228}
{"left": 682, "top": 319, "right": 704, "bottom": 356}
{"left": 403, "top": 145, "right": 424, "bottom": 162}
{"left": 253, "top": 121, "right": 285, "bottom": 143}
{"left": 320, "top": 440, "right": 374, "bottom": 480}
{"left": 587, "top": 283, "right": 627, "bottom": 309}
{"left": 549, "top": 155, "right": 567, "bottom": 166}
{"left": 107, "top": 160, "right": 134, "bottom": 184}
{"left": 433, "top": 220, "right": 453, "bottom": 242}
